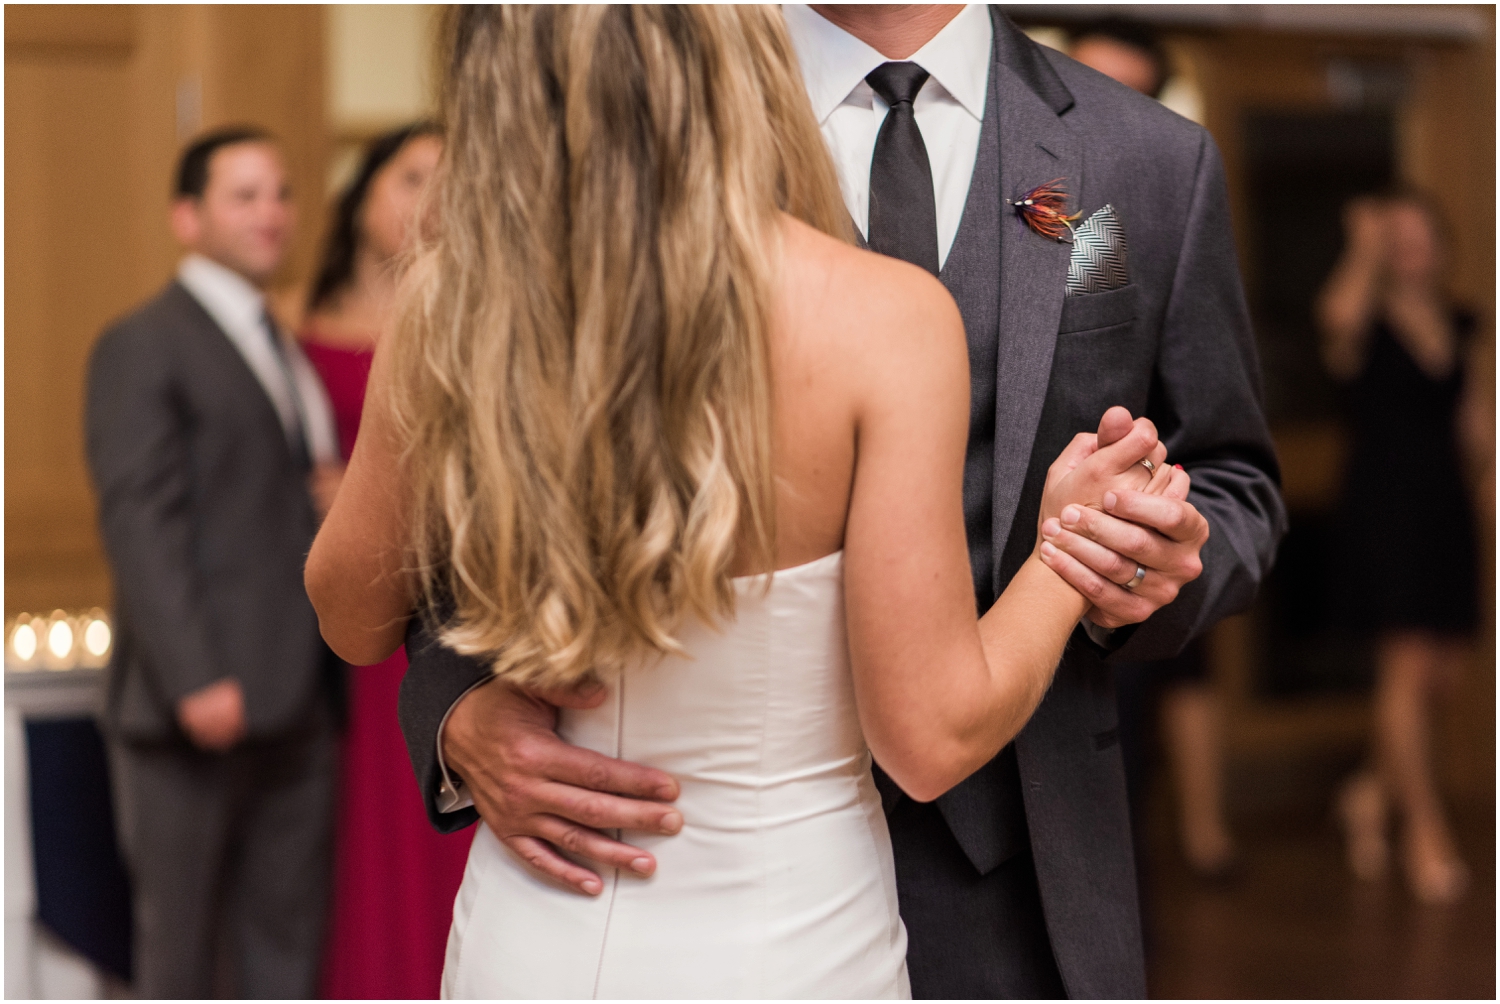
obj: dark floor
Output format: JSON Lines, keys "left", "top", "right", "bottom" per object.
{"left": 1142, "top": 801, "right": 1495, "bottom": 998}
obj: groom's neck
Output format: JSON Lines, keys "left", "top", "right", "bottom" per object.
{"left": 808, "top": 4, "right": 964, "bottom": 60}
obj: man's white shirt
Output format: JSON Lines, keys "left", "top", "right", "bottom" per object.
{"left": 177, "top": 253, "right": 338, "bottom": 464}
{"left": 782, "top": 3, "right": 992, "bottom": 270}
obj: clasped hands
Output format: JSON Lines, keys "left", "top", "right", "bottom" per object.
{"left": 443, "top": 406, "right": 1209, "bottom": 895}
{"left": 1039, "top": 405, "right": 1209, "bottom": 630}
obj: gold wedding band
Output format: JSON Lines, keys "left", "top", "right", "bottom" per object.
{"left": 1139, "top": 459, "right": 1156, "bottom": 475}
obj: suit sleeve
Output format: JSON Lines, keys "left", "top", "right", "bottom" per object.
{"left": 85, "top": 325, "right": 223, "bottom": 705}
{"left": 1113, "top": 131, "right": 1288, "bottom": 661}
{"left": 399, "top": 616, "right": 491, "bottom": 832}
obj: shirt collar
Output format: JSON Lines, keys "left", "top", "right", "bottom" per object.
{"left": 783, "top": 4, "right": 993, "bottom": 123}
{"left": 909, "top": 4, "right": 991, "bottom": 120}
{"left": 177, "top": 252, "right": 266, "bottom": 331}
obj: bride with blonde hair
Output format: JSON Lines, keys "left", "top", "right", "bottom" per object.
{"left": 307, "top": 6, "right": 1182, "bottom": 997}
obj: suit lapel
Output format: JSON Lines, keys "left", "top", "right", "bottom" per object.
{"left": 989, "top": 55, "right": 1081, "bottom": 583}
{"left": 850, "top": 215, "right": 868, "bottom": 250}
{"left": 169, "top": 282, "right": 307, "bottom": 471}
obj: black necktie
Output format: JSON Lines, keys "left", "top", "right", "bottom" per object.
{"left": 261, "top": 309, "right": 311, "bottom": 469}
{"left": 866, "top": 61, "right": 939, "bottom": 276}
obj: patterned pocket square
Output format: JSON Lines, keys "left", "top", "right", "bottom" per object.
{"left": 1066, "top": 204, "right": 1129, "bottom": 296}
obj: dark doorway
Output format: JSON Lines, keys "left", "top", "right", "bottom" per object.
{"left": 1243, "top": 110, "right": 1395, "bottom": 424}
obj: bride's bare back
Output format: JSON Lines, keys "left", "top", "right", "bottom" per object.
{"left": 746, "top": 214, "right": 966, "bottom": 574}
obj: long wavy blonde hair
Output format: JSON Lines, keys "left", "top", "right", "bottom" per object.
{"left": 389, "top": 6, "right": 850, "bottom": 689}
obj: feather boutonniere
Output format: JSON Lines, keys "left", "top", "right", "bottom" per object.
{"left": 1006, "top": 178, "right": 1081, "bottom": 242}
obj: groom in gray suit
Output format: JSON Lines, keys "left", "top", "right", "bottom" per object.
{"left": 397, "top": 6, "right": 1285, "bottom": 998}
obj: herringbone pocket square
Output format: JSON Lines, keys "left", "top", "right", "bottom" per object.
{"left": 1066, "top": 204, "right": 1129, "bottom": 296}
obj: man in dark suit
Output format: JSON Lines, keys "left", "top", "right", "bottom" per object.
{"left": 397, "top": 7, "right": 1286, "bottom": 998}
{"left": 86, "top": 127, "right": 343, "bottom": 997}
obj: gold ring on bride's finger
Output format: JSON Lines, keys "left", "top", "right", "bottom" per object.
{"left": 1139, "top": 459, "right": 1156, "bottom": 475}
{"left": 1122, "top": 565, "right": 1146, "bottom": 590}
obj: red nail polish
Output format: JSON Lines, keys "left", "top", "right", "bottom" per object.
{"left": 1173, "top": 464, "right": 1184, "bottom": 471}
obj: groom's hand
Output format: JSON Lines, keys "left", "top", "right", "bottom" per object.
{"left": 1041, "top": 488, "right": 1207, "bottom": 629}
{"left": 1039, "top": 407, "right": 1209, "bottom": 629}
{"left": 443, "top": 680, "right": 682, "bottom": 895}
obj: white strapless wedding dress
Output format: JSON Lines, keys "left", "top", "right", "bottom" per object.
{"left": 442, "top": 551, "right": 910, "bottom": 999}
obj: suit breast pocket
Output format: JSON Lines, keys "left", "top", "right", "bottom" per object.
{"left": 1058, "top": 283, "right": 1138, "bottom": 334}
{"left": 1052, "top": 284, "right": 1153, "bottom": 419}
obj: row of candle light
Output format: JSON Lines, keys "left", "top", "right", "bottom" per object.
{"left": 7, "top": 610, "right": 112, "bottom": 671}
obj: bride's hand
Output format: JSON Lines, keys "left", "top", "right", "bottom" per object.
{"left": 1036, "top": 408, "right": 1169, "bottom": 535}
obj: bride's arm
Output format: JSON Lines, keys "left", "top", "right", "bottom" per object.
{"left": 842, "top": 266, "right": 1162, "bottom": 804}
{"left": 305, "top": 341, "right": 416, "bottom": 664}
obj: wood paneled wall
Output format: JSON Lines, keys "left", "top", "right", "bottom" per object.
{"left": 5, "top": 5, "right": 326, "bottom": 615}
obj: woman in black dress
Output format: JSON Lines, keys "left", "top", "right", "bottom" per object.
{"left": 1317, "top": 191, "right": 1488, "bottom": 905}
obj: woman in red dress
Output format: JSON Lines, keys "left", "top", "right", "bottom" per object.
{"left": 300, "top": 123, "right": 472, "bottom": 998}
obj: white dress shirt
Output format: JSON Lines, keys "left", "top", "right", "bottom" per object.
{"left": 782, "top": 4, "right": 992, "bottom": 270}
{"left": 177, "top": 253, "right": 338, "bottom": 464}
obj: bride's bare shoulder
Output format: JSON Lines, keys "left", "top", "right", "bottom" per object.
{"left": 781, "top": 214, "right": 954, "bottom": 310}
{"left": 777, "top": 213, "right": 965, "bottom": 370}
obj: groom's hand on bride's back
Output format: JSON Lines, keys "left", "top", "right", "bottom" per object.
{"left": 443, "top": 678, "right": 683, "bottom": 896}
{"left": 1039, "top": 406, "right": 1210, "bottom": 631}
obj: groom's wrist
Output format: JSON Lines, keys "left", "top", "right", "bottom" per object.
{"left": 435, "top": 676, "right": 495, "bottom": 813}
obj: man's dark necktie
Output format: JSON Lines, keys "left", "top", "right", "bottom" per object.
{"left": 866, "top": 61, "right": 939, "bottom": 276}
{"left": 260, "top": 309, "right": 312, "bottom": 469}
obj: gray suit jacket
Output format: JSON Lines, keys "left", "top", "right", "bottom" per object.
{"left": 86, "top": 281, "right": 335, "bottom": 743}
{"left": 947, "top": 16, "right": 1283, "bottom": 996}
{"left": 396, "top": 12, "right": 1286, "bottom": 999}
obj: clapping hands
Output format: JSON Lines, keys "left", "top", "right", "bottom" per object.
{"left": 1342, "top": 196, "right": 1391, "bottom": 268}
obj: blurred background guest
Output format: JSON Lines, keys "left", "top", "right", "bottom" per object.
{"left": 298, "top": 122, "right": 468, "bottom": 999}
{"left": 84, "top": 127, "right": 342, "bottom": 998}
{"left": 1068, "top": 16, "right": 1238, "bottom": 880}
{"left": 1069, "top": 16, "right": 1170, "bottom": 98}
{"left": 1319, "top": 191, "right": 1484, "bottom": 904}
